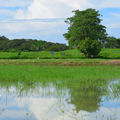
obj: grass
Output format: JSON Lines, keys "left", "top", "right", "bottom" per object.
{"left": 0, "top": 48, "right": 120, "bottom": 66}
{"left": 0, "top": 49, "right": 82, "bottom": 59}
{"left": 0, "top": 65, "right": 120, "bottom": 82}
{"left": 99, "top": 48, "right": 120, "bottom": 59}
{"left": 0, "top": 48, "right": 120, "bottom": 59}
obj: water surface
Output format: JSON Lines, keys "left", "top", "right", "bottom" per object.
{"left": 0, "top": 79, "right": 120, "bottom": 120}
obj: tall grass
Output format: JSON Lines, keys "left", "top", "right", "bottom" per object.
{"left": 0, "top": 65, "right": 120, "bottom": 82}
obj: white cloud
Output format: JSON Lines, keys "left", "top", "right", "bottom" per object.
{"left": 14, "top": 0, "right": 120, "bottom": 19}
{"left": 0, "top": 0, "right": 120, "bottom": 41}
{"left": 0, "top": 9, "right": 15, "bottom": 16}
{"left": 15, "top": 0, "right": 93, "bottom": 19}
{"left": 0, "top": 19, "right": 65, "bottom": 33}
{"left": 0, "top": 0, "right": 32, "bottom": 7}
{"left": 15, "top": 97, "right": 120, "bottom": 120}
{"left": 98, "top": 0, "right": 120, "bottom": 8}
{"left": 0, "top": 0, "right": 120, "bottom": 19}
{"left": 16, "top": 97, "right": 62, "bottom": 120}
{"left": 85, "top": 0, "right": 120, "bottom": 9}
{"left": 0, "top": 19, "right": 67, "bottom": 43}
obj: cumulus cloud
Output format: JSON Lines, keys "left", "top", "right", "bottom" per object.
{"left": 14, "top": 0, "right": 120, "bottom": 19}
{"left": 15, "top": 0, "right": 93, "bottom": 19}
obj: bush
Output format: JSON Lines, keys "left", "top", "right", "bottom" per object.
{"left": 79, "top": 38, "right": 101, "bottom": 58}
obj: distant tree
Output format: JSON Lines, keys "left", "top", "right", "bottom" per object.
{"left": 64, "top": 8, "right": 107, "bottom": 58}
{"left": 104, "top": 36, "right": 118, "bottom": 48}
{"left": 117, "top": 38, "right": 120, "bottom": 48}
{"left": 0, "top": 36, "right": 9, "bottom": 51}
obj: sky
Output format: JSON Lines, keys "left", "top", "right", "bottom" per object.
{"left": 0, "top": 0, "right": 120, "bottom": 44}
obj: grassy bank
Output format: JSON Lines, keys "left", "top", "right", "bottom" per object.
{"left": 0, "top": 48, "right": 120, "bottom": 59}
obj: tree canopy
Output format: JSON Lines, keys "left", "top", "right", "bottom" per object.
{"left": 64, "top": 8, "right": 107, "bottom": 57}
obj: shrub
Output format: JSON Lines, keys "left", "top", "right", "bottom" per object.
{"left": 79, "top": 38, "right": 101, "bottom": 58}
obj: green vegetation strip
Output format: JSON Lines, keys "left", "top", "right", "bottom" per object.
{"left": 0, "top": 48, "right": 120, "bottom": 59}
{"left": 0, "top": 65, "right": 120, "bottom": 82}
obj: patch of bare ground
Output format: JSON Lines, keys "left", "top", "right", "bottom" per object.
{"left": 101, "top": 60, "right": 120, "bottom": 65}
{"left": 0, "top": 59, "right": 120, "bottom": 66}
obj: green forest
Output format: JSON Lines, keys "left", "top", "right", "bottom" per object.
{"left": 0, "top": 36, "right": 68, "bottom": 52}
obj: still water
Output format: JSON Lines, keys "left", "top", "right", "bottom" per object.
{"left": 0, "top": 79, "right": 120, "bottom": 120}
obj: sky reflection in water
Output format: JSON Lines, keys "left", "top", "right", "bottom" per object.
{"left": 0, "top": 79, "right": 120, "bottom": 120}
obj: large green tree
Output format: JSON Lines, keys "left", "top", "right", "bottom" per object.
{"left": 64, "top": 8, "right": 107, "bottom": 58}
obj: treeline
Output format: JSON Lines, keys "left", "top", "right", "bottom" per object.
{"left": 0, "top": 36, "right": 68, "bottom": 52}
{"left": 0, "top": 35, "right": 120, "bottom": 52}
{"left": 104, "top": 36, "right": 120, "bottom": 48}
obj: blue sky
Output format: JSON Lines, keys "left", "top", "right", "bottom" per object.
{"left": 0, "top": 0, "right": 120, "bottom": 44}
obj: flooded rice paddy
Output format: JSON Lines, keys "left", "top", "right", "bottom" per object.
{"left": 0, "top": 78, "right": 120, "bottom": 120}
